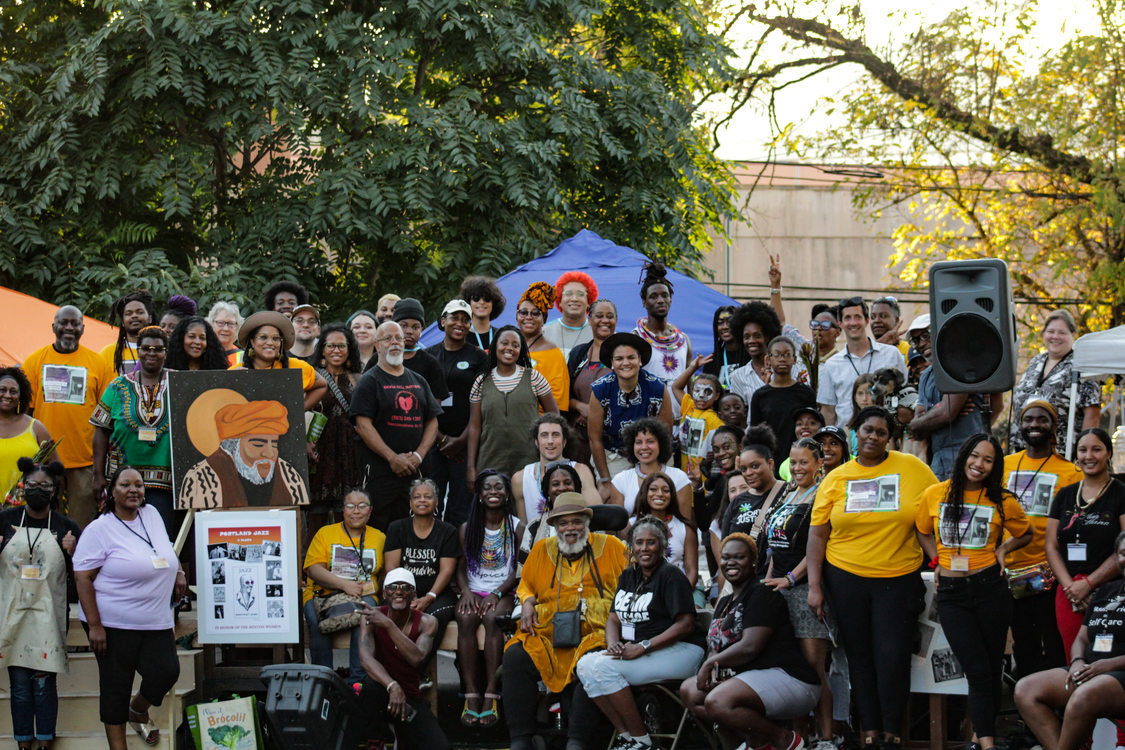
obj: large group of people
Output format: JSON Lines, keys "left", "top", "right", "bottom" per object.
{"left": 1, "top": 256, "right": 1121, "bottom": 750}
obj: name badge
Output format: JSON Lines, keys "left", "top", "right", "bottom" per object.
{"left": 1094, "top": 633, "right": 1114, "bottom": 652}
{"left": 151, "top": 556, "right": 169, "bottom": 569}
{"left": 138, "top": 428, "right": 158, "bottom": 443}
{"left": 1068, "top": 543, "right": 1088, "bottom": 562}
{"left": 20, "top": 564, "right": 41, "bottom": 580}
{"left": 621, "top": 622, "right": 636, "bottom": 641}
{"left": 949, "top": 555, "right": 970, "bottom": 572}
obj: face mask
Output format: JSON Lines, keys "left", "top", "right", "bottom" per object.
{"left": 692, "top": 383, "right": 716, "bottom": 401}
{"left": 23, "top": 487, "right": 53, "bottom": 511}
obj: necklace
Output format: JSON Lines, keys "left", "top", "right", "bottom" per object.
{"left": 1012, "top": 452, "right": 1051, "bottom": 506}
{"left": 526, "top": 333, "right": 543, "bottom": 349}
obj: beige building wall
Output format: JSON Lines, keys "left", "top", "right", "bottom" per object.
{"left": 702, "top": 162, "right": 930, "bottom": 333}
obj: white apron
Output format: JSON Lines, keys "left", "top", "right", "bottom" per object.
{"left": 0, "top": 513, "right": 69, "bottom": 674}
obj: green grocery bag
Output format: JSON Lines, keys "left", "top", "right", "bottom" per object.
{"left": 186, "top": 695, "right": 263, "bottom": 750}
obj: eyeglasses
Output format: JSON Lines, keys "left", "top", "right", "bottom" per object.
{"left": 516, "top": 308, "right": 543, "bottom": 318}
{"left": 768, "top": 350, "right": 796, "bottom": 360}
{"left": 211, "top": 320, "right": 237, "bottom": 328}
{"left": 324, "top": 343, "right": 348, "bottom": 350}
{"left": 910, "top": 330, "right": 931, "bottom": 343}
{"left": 561, "top": 290, "right": 588, "bottom": 299}
{"left": 343, "top": 502, "right": 371, "bottom": 511}
{"left": 139, "top": 346, "right": 166, "bottom": 354}
{"left": 253, "top": 334, "right": 283, "bottom": 344}
{"left": 384, "top": 583, "right": 414, "bottom": 593}
{"left": 22, "top": 481, "right": 54, "bottom": 490}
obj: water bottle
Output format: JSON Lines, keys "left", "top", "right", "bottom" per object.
{"left": 307, "top": 412, "right": 328, "bottom": 442}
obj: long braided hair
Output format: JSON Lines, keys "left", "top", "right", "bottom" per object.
{"left": 942, "top": 433, "right": 1007, "bottom": 547}
{"left": 109, "top": 290, "right": 154, "bottom": 375}
{"left": 463, "top": 469, "right": 519, "bottom": 576}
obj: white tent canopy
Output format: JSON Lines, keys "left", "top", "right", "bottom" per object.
{"left": 1066, "top": 325, "right": 1125, "bottom": 458}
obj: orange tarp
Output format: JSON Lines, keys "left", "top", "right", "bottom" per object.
{"left": 0, "top": 287, "right": 118, "bottom": 367}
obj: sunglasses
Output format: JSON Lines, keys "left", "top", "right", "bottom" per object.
{"left": 874, "top": 295, "right": 898, "bottom": 305}
{"left": 839, "top": 296, "right": 865, "bottom": 308}
{"left": 809, "top": 320, "right": 837, "bottom": 331}
{"left": 385, "top": 583, "right": 414, "bottom": 593}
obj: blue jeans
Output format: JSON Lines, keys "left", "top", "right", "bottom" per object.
{"left": 8, "top": 667, "right": 58, "bottom": 742}
{"left": 304, "top": 596, "right": 376, "bottom": 682}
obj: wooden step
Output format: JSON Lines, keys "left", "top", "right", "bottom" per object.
{"left": 0, "top": 687, "right": 192, "bottom": 737}
{"left": 0, "top": 649, "right": 199, "bottom": 695}
{"left": 66, "top": 611, "right": 199, "bottom": 649}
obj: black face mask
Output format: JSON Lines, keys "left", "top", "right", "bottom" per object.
{"left": 23, "top": 487, "right": 53, "bottom": 512}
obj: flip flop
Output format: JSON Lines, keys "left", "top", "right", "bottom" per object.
{"left": 128, "top": 707, "right": 159, "bottom": 746}
{"left": 460, "top": 695, "right": 481, "bottom": 728}
{"left": 478, "top": 694, "right": 501, "bottom": 728}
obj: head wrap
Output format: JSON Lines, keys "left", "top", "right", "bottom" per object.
{"left": 519, "top": 282, "right": 555, "bottom": 317}
{"left": 215, "top": 401, "right": 290, "bottom": 440}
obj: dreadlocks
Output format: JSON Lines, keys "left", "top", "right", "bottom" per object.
{"left": 464, "top": 469, "right": 519, "bottom": 576}
{"left": 109, "top": 290, "right": 154, "bottom": 375}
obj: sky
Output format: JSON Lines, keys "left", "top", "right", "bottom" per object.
{"left": 712, "top": 1, "right": 1102, "bottom": 160}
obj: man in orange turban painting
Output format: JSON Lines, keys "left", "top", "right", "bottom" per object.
{"left": 178, "top": 400, "right": 310, "bottom": 508}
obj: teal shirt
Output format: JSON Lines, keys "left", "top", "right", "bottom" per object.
{"left": 90, "top": 372, "right": 172, "bottom": 489}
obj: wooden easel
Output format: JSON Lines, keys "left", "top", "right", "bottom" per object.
{"left": 175, "top": 508, "right": 307, "bottom": 700}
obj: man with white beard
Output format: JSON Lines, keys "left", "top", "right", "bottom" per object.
{"left": 503, "top": 493, "right": 629, "bottom": 750}
{"left": 350, "top": 321, "right": 442, "bottom": 530}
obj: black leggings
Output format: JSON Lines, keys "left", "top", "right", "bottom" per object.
{"left": 83, "top": 625, "right": 179, "bottom": 725}
{"left": 501, "top": 642, "right": 609, "bottom": 750}
{"left": 935, "top": 566, "right": 1011, "bottom": 738}
{"left": 824, "top": 563, "right": 922, "bottom": 735}
{"left": 1010, "top": 587, "right": 1065, "bottom": 678}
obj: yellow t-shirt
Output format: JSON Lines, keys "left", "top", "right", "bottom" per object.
{"left": 231, "top": 357, "right": 316, "bottom": 391}
{"left": 23, "top": 344, "right": 112, "bottom": 469}
{"left": 916, "top": 482, "right": 1029, "bottom": 571}
{"left": 678, "top": 394, "right": 723, "bottom": 473}
{"left": 811, "top": 451, "right": 938, "bottom": 577}
{"left": 100, "top": 340, "right": 138, "bottom": 377}
{"left": 1002, "top": 452, "right": 1083, "bottom": 568}
{"left": 529, "top": 347, "right": 570, "bottom": 411}
{"left": 302, "top": 523, "right": 386, "bottom": 603}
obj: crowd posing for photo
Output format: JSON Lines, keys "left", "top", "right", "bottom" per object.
{"left": 1, "top": 257, "right": 1118, "bottom": 750}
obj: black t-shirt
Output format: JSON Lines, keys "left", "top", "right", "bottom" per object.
{"left": 749, "top": 383, "right": 817, "bottom": 464}
{"left": 425, "top": 342, "right": 488, "bottom": 437}
{"left": 383, "top": 518, "right": 461, "bottom": 594}
{"left": 721, "top": 491, "right": 767, "bottom": 539}
{"left": 707, "top": 581, "right": 819, "bottom": 684}
{"left": 365, "top": 350, "right": 450, "bottom": 403}
{"left": 1084, "top": 580, "right": 1125, "bottom": 662}
{"left": 0, "top": 507, "right": 81, "bottom": 554}
{"left": 760, "top": 491, "right": 816, "bottom": 577}
{"left": 1048, "top": 479, "right": 1125, "bottom": 576}
{"left": 612, "top": 562, "right": 704, "bottom": 647}
{"left": 349, "top": 367, "right": 443, "bottom": 478}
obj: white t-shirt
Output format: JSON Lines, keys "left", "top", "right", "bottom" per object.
{"left": 519, "top": 460, "right": 576, "bottom": 522}
{"left": 816, "top": 338, "right": 907, "bottom": 426}
{"left": 611, "top": 465, "right": 691, "bottom": 514}
{"left": 73, "top": 504, "right": 178, "bottom": 630}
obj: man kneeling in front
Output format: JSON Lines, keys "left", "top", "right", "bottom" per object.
{"left": 357, "top": 569, "right": 448, "bottom": 750}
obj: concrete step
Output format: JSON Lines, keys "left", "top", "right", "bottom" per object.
{"left": 0, "top": 649, "right": 199, "bottom": 695}
{"left": 0, "top": 686, "right": 192, "bottom": 737}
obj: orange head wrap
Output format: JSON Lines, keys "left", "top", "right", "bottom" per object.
{"left": 215, "top": 401, "right": 290, "bottom": 440}
{"left": 519, "top": 281, "right": 556, "bottom": 316}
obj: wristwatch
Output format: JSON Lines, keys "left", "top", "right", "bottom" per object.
{"left": 640, "top": 639, "right": 652, "bottom": 652}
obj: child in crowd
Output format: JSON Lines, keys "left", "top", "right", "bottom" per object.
{"left": 672, "top": 359, "right": 724, "bottom": 477}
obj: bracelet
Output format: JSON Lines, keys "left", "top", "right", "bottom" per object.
{"left": 386, "top": 680, "right": 399, "bottom": 691}
{"left": 596, "top": 476, "right": 611, "bottom": 484}
{"left": 1070, "top": 657, "right": 1086, "bottom": 665}
{"left": 771, "top": 287, "right": 782, "bottom": 294}
{"left": 786, "top": 572, "right": 796, "bottom": 586}
{"left": 490, "top": 589, "right": 502, "bottom": 598}
{"left": 410, "top": 451, "right": 422, "bottom": 462}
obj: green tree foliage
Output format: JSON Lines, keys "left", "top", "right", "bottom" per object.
{"left": 0, "top": 0, "right": 735, "bottom": 320}
{"left": 735, "top": 0, "right": 1125, "bottom": 331}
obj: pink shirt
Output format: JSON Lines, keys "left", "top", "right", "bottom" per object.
{"left": 73, "top": 504, "right": 177, "bottom": 630}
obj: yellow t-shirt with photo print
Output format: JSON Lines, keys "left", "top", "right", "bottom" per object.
{"left": 811, "top": 451, "right": 938, "bottom": 577}
{"left": 915, "top": 482, "right": 1029, "bottom": 571}
{"left": 302, "top": 523, "right": 385, "bottom": 603}
{"left": 23, "top": 344, "right": 112, "bottom": 469}
{"left": 1002, "top": 452, "right": 1082, "bottom": 569}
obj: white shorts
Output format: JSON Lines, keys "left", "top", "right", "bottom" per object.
{"left": 734, "top": 667, "right": 820, "bottom": 720}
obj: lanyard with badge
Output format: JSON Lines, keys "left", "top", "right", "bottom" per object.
{"left": 1094, "top": 591, "right": 1125, "bottom": 653}
{"left": 19, "top": 509, "right": 48, "bottom": 579}
{"left": 1065, "top": 479, "right": 1111, "bottom": 564}
{"left": 114, "top": 511, "right": 168, "bottom": 569}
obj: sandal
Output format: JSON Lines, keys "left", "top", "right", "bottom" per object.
{"left": 477, "top": 693, "right": 501, "bottom": 728}
{"left": 460, "top": 694, "right": 481, "bottom": 728}
{"left": 128, "top": 707, "right": 160, "bottom": 746}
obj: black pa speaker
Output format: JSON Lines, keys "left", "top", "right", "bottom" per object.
{"left": 928, "top": 258, "right": 1017, "bottom": 393}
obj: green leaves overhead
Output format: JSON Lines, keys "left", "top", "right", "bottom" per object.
{"left": 0, "top": 0, "right": 735, "bottom": 320}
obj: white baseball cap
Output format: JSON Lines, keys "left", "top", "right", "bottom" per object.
{"left": 907, "top": 313, "right": 931, "bottom": 332}
{"left": 441, "top": 299, "right": 473, "bottom": 318}
{"left": 383, "top": 568, "right": 416, "bottom": 589}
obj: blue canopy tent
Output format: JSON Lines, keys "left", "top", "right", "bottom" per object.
{"left": 418, "top": 229, "right": 740, "bottom": 351}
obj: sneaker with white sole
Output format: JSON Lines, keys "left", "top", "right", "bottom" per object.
{"left": 782, "top": 732, "right": 806, "bottom": 750}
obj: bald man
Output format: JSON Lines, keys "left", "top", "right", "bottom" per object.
{"left": 350, "top": 322, "right": 442, "bottom": 530}
{"left": 24, "top": 306, "right": 112, "bottom": 528}
{"left": 178, "top": 400, "right": 309, "bottom": 509}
